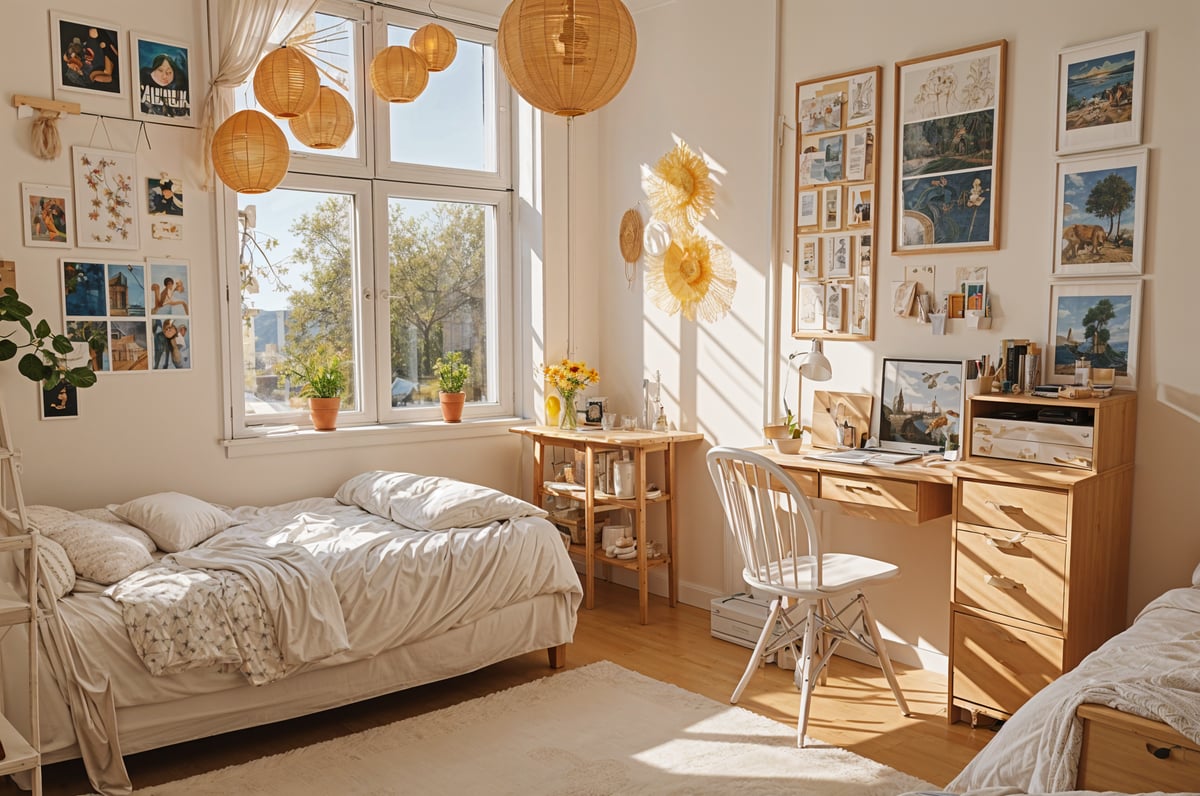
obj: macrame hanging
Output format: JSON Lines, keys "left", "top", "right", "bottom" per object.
{"left": 645, "top": 229, "right": 736, "bottom": 323}
{"left": 31, "top": 111, "right": 63, "bottom": 160}
{"left": 618, "top": 207, "right": 643, "bottom": 289}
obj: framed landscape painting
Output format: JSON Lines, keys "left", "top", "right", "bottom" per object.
{"left": 1056, "top": 31, "right": 1145, "bottom": 155}
{"left": 893, "top": 40, "right": 1007, "bottom": 254}
{"left": 1047, "top": 280, "right": 1141, "bottom": 387}
{"left": 1053, "top": 148, "right": 1146, "bottom": 276}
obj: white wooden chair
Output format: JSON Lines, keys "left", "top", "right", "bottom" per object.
{"left": 706, "top": 446, "right": 910, "bottom": 746}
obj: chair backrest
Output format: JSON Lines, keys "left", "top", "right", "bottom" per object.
{"left": 706, "top": 446, "right": 825, "bottom": 592}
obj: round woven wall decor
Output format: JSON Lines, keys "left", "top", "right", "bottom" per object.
{"left": 619, "top": 209, "right": 643, "bottom": 263}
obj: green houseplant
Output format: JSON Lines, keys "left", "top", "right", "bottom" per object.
{"left": 0, "top": 287, "right": 97, "bottom": 390}
{"left": 434, "top": 351, "right": 470, "bottom": 423}
{"left": 283, "top": 346, "right": 348, "bottom": 431}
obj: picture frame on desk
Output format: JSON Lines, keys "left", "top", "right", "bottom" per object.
{"left": 878, "top": 357, "right": 965, "bottom": 454}
{"left": 1046, "top": 280, "right": 1141, "bottom": 387}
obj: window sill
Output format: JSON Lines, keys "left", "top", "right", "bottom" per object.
{"left": 222, "top": 416, "right": 529, "bottom": 458}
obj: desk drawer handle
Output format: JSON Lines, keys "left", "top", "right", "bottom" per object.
{"left": 985, "top": 533, "right": 1026, "bottom": 550}
{"left": 1146, "top": 743, "right": 1177, "bottom": 760}
{"left": 984, "top": 574, "right": 1020, "bottom": 590}
{"left": 984, "top": 499, "right": 1021, "bottom": 514}
{"left": 844, "top": 484, "right": 882, "bottom": 495}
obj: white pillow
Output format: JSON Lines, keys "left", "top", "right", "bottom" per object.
{"left": 74, "top": 507, "right": 157, "bottom": 553}
{"left": 335, "top": 470, "right": 546, "bottom": 531}
{"left": 109, "top": 492, "right": 236, "bottom": 553}
{"left": 37, "top": 535, "right": 76, "bottom": 600}
{"left": 26, "top": 505, "right": 152, "bottom": 585}
{"left": 1193, "top": 561, "right": 1200, "bottom": 587}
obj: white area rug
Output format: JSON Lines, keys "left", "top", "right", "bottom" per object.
{"left": 134, "top": 661, "right": 935, "bottom": 795}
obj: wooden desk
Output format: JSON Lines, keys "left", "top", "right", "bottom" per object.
{"left": 511, "top": 426, "right": 704, "bottom": 624}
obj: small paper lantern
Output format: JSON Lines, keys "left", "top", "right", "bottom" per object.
{"left": 289, "top": 86, "right": 355, "bottom": 150}
{"left": 497, "top": 0, "right": 637, "bottom": 118}
{"left": 410, "top": 23, "right": 457, "bottom": 72}
{"left": 253, "top": 48, "right": 320, "bottom": 119}
{"left": 369, "top": 46, "right": 429, "bottom": 103}
{"left": 211, "top": 110, "right": 290, "bottom": 194}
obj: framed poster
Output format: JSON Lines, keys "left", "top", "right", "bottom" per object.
{"left": 793, "top": 65, "right": 881, "bottom": 342}
{"left": 1056, "top": 31, "right": 1145, "bottom": 156}
{"left": 40, "top": 381, "right": 79, "bottom": 420}
{"left": 72, "top": 147, "right": 139, "bottom": 250}
{"left": 21, "top": 184, "right": 72, "bottom": 248}
{"left": 878, "top": 357, "right": 965, "bottom": 453}
{"left": 1047, "top": 280, "right": 1141, "bottom": 387}
{"left": 50, "top": 12, "right": 126, "bottom": 104}
{"left": 1053, "top": 148, "right": 1147, "bottom": 277}
{"left": 131, "top": 33, "right": 194, "bottom": 126}
{"left": 894, "top": 40, "right": 1007, "bottom": 254}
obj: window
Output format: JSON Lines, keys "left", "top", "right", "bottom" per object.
{"left": 223, "top": 3, "right": 514, "bottom": 436}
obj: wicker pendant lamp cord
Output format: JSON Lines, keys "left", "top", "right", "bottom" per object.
{"left": 566, "top": 117, "right": 574, "bottom": 358}
{"left": 359, "top": 0, "right": 493, "bottom": 32}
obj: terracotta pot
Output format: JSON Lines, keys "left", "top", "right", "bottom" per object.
{"left": 308, "top": 396, "right": 341, "bottom": 431}
{"left": 439, "top": 391, "right": 465, "bottom": 423}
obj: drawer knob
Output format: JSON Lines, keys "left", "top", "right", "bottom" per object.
{"left": 984, "top": 499, "right": 1020, "bottom": 514}
{"left": 845, "top": 484, "right": 881, "bottom": 495}
{"left": 985, "top": 533, "right": 1025, "bottom": 550}
{"left": 984, "top": 574, "right": 1020, "bottom": 590}
{"left": 1147, "top": 743, "right": 1176, "bottom": 760}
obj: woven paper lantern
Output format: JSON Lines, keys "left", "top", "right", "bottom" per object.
{"left": 497, "top": 0, "right": 637, "bottom": 118}
{"left": 253, "top": 48, "right": 320, "bottom": 119}
{"left": 289, "top": 86, "right": 355, "bottom": 150}
{"left": 370, "top": 46, "right": 429, "bottom": 103}
{"left": 410, "top": 23, "right": 458, "bottom": 72}
{"left": 211, "top": 110, "right": 290, "bottom": 194}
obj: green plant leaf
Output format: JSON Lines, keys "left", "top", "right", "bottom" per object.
{"left": 34, "top": 319, "right": 51, "bottom": 339}
{"left": 0, "top": 340, "right": 16, "bottom": 361}
{"left": 52, "top": 335, "right": 74, "bottom": 354}
{"left": 66, "top": 367, "right": 97, "bottom": 388}
{"left": 17, "top": 352, "right": 51, "bottom": 382}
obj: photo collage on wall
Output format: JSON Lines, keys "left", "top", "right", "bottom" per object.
{"left": 61, "top": 259, "right": 191, "bottom": 373}
{"left": 794, "top": 66, "right": 880, "bottom": 340}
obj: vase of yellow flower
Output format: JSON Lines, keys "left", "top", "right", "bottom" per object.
{"left": 542, "top": 358, "right": 600, "bottom": 431}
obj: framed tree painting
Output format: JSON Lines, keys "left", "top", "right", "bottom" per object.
{"left": 893, "top": 40, "right": 1007, "bottom": 254}
{"left": 793, "top": 65, "right": 881, "bottom": 342}
{"left": 1047, "top": 280, "right": 1141, "bottom": 387}
{"left": 1056, "top": 31, "right": 1146, "bottom": 155}
{"left": 1053, "top": 148, "right": 1147, "bottom": 276}
{"left": 72, "top": 146, "right": 139, "bottom": 250}
{"left": 131, "top": 32, "right": 194, "bottom": 126}
{"left": 50, "top": 11, "right": 126, "bottom": 106}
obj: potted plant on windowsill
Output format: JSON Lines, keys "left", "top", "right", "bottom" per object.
{"left": 283, "top": 346, "right": 347, "bottom": 431}
{"left": 434, "top": 351, "right": 470, "bottom": 423}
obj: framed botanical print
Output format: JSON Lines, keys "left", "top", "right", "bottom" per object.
{"left": 22, "top": 184, "right": 72, "bottom": 248}
{"left": 1053, "top": 148, "right": 1147, "bottom": 276}
{"left": 131, "top": 32, "right": 194, "bottom": 126}
{"left": 893, "top": 40, "right": 1007, "bottom": 254}
{"left": 72, "top": 146, "right": 139, "bottom": 250}
{"left": 50, "top": 11, "right": 126, "bottom": 105}
{"left": 1056, "top": 31, "right": 1145, "bottom": 155}
{"left": 1046, "top": 280, "right": 1141, "bottom": 387}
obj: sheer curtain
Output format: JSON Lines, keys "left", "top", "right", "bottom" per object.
{"left": 201, "top": 0, "right": 319, "bottom": 189}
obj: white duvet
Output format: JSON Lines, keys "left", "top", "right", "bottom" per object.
{"left": 946, "top": 586, "right": 1200, "bottom": 794}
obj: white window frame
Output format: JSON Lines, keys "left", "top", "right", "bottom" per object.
{"left": 217, "top": 0, "right": 519, "bottom": 444}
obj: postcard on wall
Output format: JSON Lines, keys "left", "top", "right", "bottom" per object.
{"left": 847, "top": 72, "right": 876, "bottom": 126}
{"left": 147, "top": 173, "right": 183, "bottom": 216}
{"left": 22, "top": 184, "right": 72, "bottom": 248}
{"left": 50, "top": 11, "right": 127, "bottom": 106}
{"left": 824, "top": 283, "right": 845, "bottom": 333}
{"left": 797, "top": 189, "right": 819, "bottom": 228}
{"left": 798, "top": 86, "right": 844, "bottom": 134}
{"left": 1056, "top": 31, "right": 1145, "bottom": 155}
{"left": 72, "top": 146, "right": 139, "bottom": 250}
{"left": 826, "top": 235, "right": 851, "bottom": 278}
{"left": 894, "top": 40, "right": 1006, "bottom": 253}
{"left": 855, "top": 234, "right": 872, "bottom": 277}
{"left": 817, "top": 134, "right": 844, "bottom": 182}
{"left": 797, "top": 235, "right": 820, "bottom": 278}
{"left": 850, "top": 277, "right": 871, "bottom": 336}
{"left": 1053, "top": 147, "right": 1146, "bottom": 276}
{"left": 844, "top": 127, "right": 873, "bottom": 182}
{"left": 821, "top": 185, "right": 842, "bottom": 231}
{"left": 795, "top": 282, "right": 824, "bottom": 332}
{"left": 848, "top": 184, "right": 872, "bottom": 226}
{"left": 131, "top": 32, "right": 193, "bottom": 126}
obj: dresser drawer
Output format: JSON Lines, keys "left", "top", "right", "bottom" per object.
{"left": 955, "top": 528, "right": 1066, "bottom": 629}
{"left": 958, "top": 481, "right": 1069, "bottom": 537}
{"left": 953, "top": 612, "right": 1062, "bottom": 716}
{"left": 1077, "top": 705, "right": 1200, "bottom": 793}
{"left": 971, "top": 417, "right": 1094, "bottom": 447}
{"left": 970, "top": 435, "right": 1093, "bottom": 470}
{"left": 821, "top": 473, "right": 917, "bottom": 512}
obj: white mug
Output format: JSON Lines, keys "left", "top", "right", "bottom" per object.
{"left": 612, "top": 460, "right": 635, "bottom": 498}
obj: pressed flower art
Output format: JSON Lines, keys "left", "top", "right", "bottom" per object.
{"left": 72, "top": 146, "right": 139, "bottom": 250}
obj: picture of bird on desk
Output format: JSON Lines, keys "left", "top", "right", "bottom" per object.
{"left": 878, "top": 357, "right": 965, "bottom": 456}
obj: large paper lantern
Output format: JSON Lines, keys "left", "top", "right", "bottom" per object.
{"left": 289, "top": 86, "right": 355, "bottom": 150}
{"left": 410, "top": 23, "right": 458, "bottom": 72}
{"left": 370, "top": 46, "right": 429, "bottom": 103}
{"left": 497, "top": 0, "right": 637, "bottom": 118}
{"left": 253, "top": 48, "right": 320, "bottom": 119}
{"left": 211, "top": 110, "right": 290, "bottom": 194}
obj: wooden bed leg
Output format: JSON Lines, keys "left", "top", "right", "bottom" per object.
{"left": 547, "top": 644, "right": 567, "bottom": 669}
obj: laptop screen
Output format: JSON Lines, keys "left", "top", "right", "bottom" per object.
{"left": 877, "top": 357, "right": 965, "bottom": 454}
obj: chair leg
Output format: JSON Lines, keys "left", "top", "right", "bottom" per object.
{"left": 795, "top": 601, "right": 818, "bottom": 748}
{"left": 859, "top": 593, "right": 911, "bottom": 716}
{"left": 731, "top": 597, "right": 782, "bottom": 704}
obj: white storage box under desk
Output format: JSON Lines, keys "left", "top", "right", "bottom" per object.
{"left": 970, "top": 417, "right": 1094, "bottom": 469}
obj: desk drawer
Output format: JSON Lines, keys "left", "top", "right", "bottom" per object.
{"left": 953, "top": 612, "right": 1062, "bottom": 716}
{"left": 1078, "top": 706, "right": 1200, "bottom": 793}
{"left": 782, "top": 469, "right": 818, "bottom": 499}
{"left": 971, "top": 417, "right": 1094, "bottom": 447}
{"left": 955, "top": 528, "right": 1066, "bottom": 629}
{"left": 958, "top": 481, "right": 1069, "bottom": 537}
{"left": 970, "top": 435, "right": 1094, "bottom": 470}
{"left": 821, "top": 474, "right": 917, "bottom": 512}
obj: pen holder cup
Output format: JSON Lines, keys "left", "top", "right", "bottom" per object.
{"left": 965, "top": 309, "right": 992, "bottom": 329}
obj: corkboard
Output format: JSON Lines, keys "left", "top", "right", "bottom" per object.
{"left": 812, "top": 391, "right": 872, "bottom": 449}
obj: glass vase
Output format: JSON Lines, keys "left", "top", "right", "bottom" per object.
{"left": 558, "top": 391, "right": 578, "bottom": 430}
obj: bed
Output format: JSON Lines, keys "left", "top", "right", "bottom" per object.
{"left": 0, "top": 470, "right": 582, "bottom": 796}
{"left": 907, "top": 575, "right": 1200, "bottom": 795}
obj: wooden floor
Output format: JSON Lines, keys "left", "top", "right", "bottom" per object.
{"left": 7, "top": 581, "right": 995, "bottom": 794}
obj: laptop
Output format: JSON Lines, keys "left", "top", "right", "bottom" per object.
{"left": 804, "top": 448, "right": 921, "bottom": 466}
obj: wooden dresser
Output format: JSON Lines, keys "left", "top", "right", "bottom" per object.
{"left": 948, "top": 390, "right": 1137, "bottom": 725}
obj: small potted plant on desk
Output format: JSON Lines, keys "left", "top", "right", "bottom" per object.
{"left": 435, "top": 351, "right": 470, "bottom": 423}
{"left": 283, "top": 345, "right": 347, "bottom": 431}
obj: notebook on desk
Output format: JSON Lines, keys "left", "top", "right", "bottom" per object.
{"left": 804, "top": 448, "right": 922, "bottom": 466}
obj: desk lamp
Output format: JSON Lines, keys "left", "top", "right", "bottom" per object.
{"left": 782, "top": 339, "right": 833, "bottom": 431}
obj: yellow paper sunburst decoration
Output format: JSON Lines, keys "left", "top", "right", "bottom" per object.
{"left": 645, "top": 230, "right": 735, "bottom": 323}
{"left": 643, "top": 140, "right": 715, "bottom": 229}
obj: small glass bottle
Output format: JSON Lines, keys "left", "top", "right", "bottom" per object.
{"left": 652, "top": 403, "right": 668, "bottom": 433}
